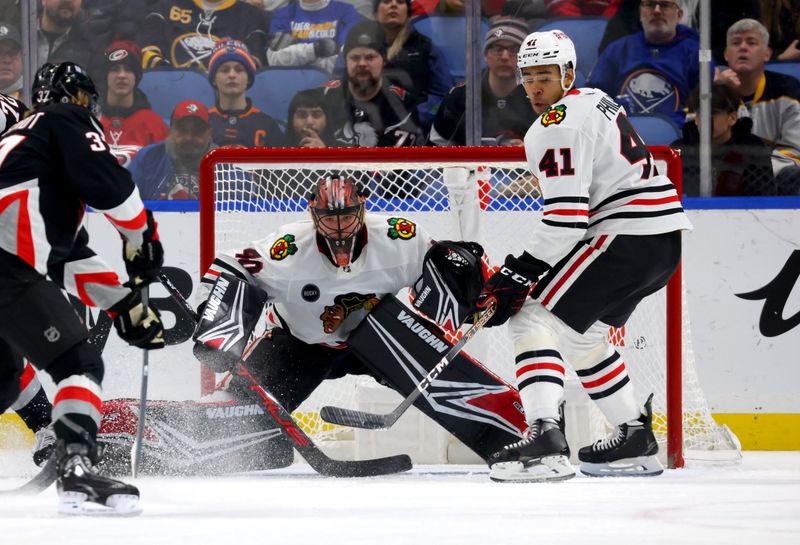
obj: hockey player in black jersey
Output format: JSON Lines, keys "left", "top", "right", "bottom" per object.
{"left": 0, "top": 63, "right": 165, "bottom": 514}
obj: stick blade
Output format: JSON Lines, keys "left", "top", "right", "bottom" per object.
{"left": 320, "top": 405, "right": 393, "bottom": 430}
{"left": 300, "top": 451, "right": 413, "bottom": 477}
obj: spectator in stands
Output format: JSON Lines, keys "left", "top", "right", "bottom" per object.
{"left": 37, "top": 0, "right": 93, "bottom": 69}
{"left": 715, "top": 18, "right": 800, "bottom": 194}
{"left": 0, "top": 22, "right": 21, "bottom": 99}
{"left": 82, "top": 0, "right": 147, "bottom": 49}
{"left": 760, "top": 0, "right": 800, "bottom": 61}
{"left": 544, "top": 0, "right": 621, "bottom": 16}
{"left": 670, "top": 83, "right": 773, "bottom": 195}
{"left": 430, "top": 17, "right": 534, "bottom": 146}
{"left": 318, "top": 20, "right": 424, "bottom": 147}
{"left": 599, "top": 1, "right": 761, "bottom": 65}
{"left": 207, "top": 39, "right": 284, "bottom": 148}
{"left": 129, "top": 100, "right": 215, "bottom": 200}
{"left": 371, "top": 0, "right": 454, "bottom": 130}
{"left": 139, "top": 0, "right": 269, "bottom": 70}
{"left": 266, "top": 0, "right": 363, "bottom": 75}
{"left": 588, "top": 0, "right": 701, "bottom": 127}
{"left": 284, "top": 88, "right": 337, "bottom": 147}
{"left": 99, "top": 40, "right": 169, "bottom": 168}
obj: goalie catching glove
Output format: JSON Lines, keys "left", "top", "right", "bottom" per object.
{"left": 412, "top": 240, "right": 486, "bottom": 330}
{"left": 477, "top": 252, "right": 550, "bottom": 327}
{"left": 192, "top": 272, "right": 269, "bottom": 373}
{"left": 123, "top": 209, "right": 164, "bottom": 286}
{"left": 108, "top": 289, "right": 165, "bottom": 349}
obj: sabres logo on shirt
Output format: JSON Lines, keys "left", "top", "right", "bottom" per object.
{"left": 387, "top": 217, "right": 416, "bottom": 240}
{"left": 541, "top": 105, "right": 567, "bottom": 127}
{"left": 270, "top": 234, "right": 297, "bottom": 260}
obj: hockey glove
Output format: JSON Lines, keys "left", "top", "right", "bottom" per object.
{"left": 109, "top": 290, "right": 165, "bottom": 349}
{"left": 123, "top": 210, "right": 164, "bottom": 286}
{"left": 476, "top": 252, "right": 549, "bottom": 327}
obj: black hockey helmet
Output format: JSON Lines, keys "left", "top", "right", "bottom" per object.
{"left": 31, "top": 61, "right": 99, "bottom": 115}
{"left": 308, "top": 174, "right": 368, "bottom": 268}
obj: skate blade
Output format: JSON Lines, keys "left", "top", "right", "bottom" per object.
{"left": 490, "top": 455, "right": 576, "bottom": 483}
{"left": 580, "top": 455, "right": 664, "bottom": 478}
{"left": 59, "top": 492, "right": 142, "bottom": 517}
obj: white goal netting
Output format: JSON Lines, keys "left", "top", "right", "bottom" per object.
{"left": 201, "top": 147, "right": 741, "bottom": 466}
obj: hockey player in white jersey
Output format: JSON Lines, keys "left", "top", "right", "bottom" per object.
{"left": 476, "top": 29, "right": 693, "bottom": 482}
{"left": 194, "top": 175, "right": 488, "bottom": 421}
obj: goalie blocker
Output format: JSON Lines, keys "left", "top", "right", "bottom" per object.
{"left": 348, "top": 294, "right": 527, "bottom": 461}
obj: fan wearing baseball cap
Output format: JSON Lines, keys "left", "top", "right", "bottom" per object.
{"left": 99, "top": 40, "right": 168, "bottom": 168}
{"left": 430, "top": 17, "right": 535, "bottom": 146}
{"left": 129, "top": 100, "right": 215, "bottom": 200}
{"left": 0, "top": 22, "right": 22, "bottom": 99}
{"left": 207, "top": 39, "right": 284, "bottom": 149}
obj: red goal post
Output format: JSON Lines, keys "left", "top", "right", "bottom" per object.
{"left": 198, "top": 145, "right": 735, "bottom": 469}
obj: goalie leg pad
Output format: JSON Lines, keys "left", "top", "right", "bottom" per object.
{"left": 193, "top": 272, "right": 268, "bottom": 368}
{"left": 348, "top": 294, "right": 527, "bottom": 461}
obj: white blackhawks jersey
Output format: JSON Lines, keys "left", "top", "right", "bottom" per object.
{"left": 523, "top": 87, "right": 693, "bottom": 267}
{"left": 202, "top": 214, "right": 434, "bottom": 346}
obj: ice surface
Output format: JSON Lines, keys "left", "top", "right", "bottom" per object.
{"left": 1, "top": 452, "right": 799, "bottom": 545}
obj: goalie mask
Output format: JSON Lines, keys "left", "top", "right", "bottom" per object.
{"left": 308, "top": 175, "right": 367, "bottom": 268}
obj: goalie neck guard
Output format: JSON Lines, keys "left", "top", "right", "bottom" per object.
{"left": 308, "top": 175, "right": 367, "bottom": 268}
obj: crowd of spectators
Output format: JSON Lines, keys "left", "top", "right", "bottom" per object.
{"left": 5, "top": 0, "right": 799, "bottom": 197}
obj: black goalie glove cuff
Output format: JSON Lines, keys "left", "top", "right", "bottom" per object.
{"left": 192, "top": 272, "right": 268, "bottom": 368}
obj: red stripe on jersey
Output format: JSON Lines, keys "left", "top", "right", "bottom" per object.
{"left": 19, "top": 361, "right": 36, "bottom": 391}
{"left": 54, "top": 385, "right": 102, "bottom": 412}
{"left": 105, "top": 208, "right": 147, "bottom": 231}
{"left": 626, "top": 195, "right": 681, "bottom": 207}
{"left": 516, "top": 362, "right": 565, "bottom": 378}
{"left": 541, "top": 235, "right": 608, "bottom": 306}
{"left": 543, "top": 209, "right": 589, "bottom": 216}
{"left": 0, "top": 189, "right": 35, "bottom": 267}
{"left": 581, "top": 361, "right": 626, "bottom": 388}
{"left": 75, "top": 271, "right": 123, "bottom": 306}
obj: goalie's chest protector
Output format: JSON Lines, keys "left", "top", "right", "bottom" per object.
{"left": 252, "top": 215, "right": 432, "bottom": 345}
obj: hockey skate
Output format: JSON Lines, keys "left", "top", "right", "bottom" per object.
{"left": 32, "top": 423, "right": 56, "bottom": 467}
{"left": 579, "top": 394, "right": 664, "bottom": 477}
{"left": 489, "top": 404, "right": 575, "bottom": 483}
{"left": 56, "top": 442, "right": 141, "bottom": 516}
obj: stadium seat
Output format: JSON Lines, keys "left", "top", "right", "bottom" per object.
{"left": 139, "top": 69, "right": 215, "bottom": 123}
{"left": 536, "top": 17, "right": 609, "bottom": 76}
{"left": 250, "top": 67, "right": 330, "bottom": 124}
{"left": 411, "top": 16, "right": 490, "bottom": 80}
{"left": 629, "top": 113, "right": 681, "bottom": 146}
{"left": 766, "top": 62, "right": 800, "bottom": 80}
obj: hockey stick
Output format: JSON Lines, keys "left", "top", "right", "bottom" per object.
{"left": 319, "top": 298, "right": 497, "bottom": 430}
{"left": 157, "top": 272, "right": 412, "bottom": 477}
{"left": 0, "top": 456, "right": 58, "bottom": 496}
{"left": 131, "top": 284, "right": 150, "bottom": 478}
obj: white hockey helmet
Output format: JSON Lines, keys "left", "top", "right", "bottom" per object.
{"left": 517, "top": 30, "right": 577, "bottom": 91}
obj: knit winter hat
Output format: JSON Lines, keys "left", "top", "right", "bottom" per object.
{"left": 104, "top": 40, "right": 143, "bottom": 83}
{"left": 483, "top": 17, "right": 529, "bottom": 54}
{"left": 343, "top": 21, "right": 387, "bottom": 58}
{"left": 207, "top": 39, "right": 258, "bottom": 89}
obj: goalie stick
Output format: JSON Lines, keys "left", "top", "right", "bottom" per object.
{"left": 319, "top": 298, "right": 496, "bottom": 430}
{"left": 157, "top": 272, "right": 412, "bottom": 478}
{"left": 131, "top": 285, "right": 151, "bottom": 478}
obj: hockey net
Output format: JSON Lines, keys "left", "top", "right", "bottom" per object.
{"left": 199, "top": 146, "right": 741, "bottom": 468}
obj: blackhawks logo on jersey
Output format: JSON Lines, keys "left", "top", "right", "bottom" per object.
{"left": 320, "top": 293, "right": 379, "bottom": 333}
{"left": 387, "top": 217, "right": 417, "bottom": 240}
{"left": 270, "top": 234, "right": 297, "bottom": 260}
{"left": 541, "top": 105, "right": 567, "bottom": 127}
